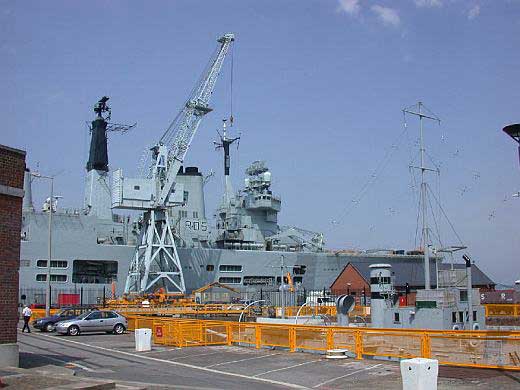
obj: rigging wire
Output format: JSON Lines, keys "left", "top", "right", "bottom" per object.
{"left": 328, "top": 123, "right": 410, "bottom": 230}
{"left": 426, "top": 184, "right": 465, "bottom": 246}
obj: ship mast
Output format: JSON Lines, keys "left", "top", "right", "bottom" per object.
{"left": 403, "top": 102, "right": 440, "bottom": 290}
{"left": 214, "top": 119, "right": 240, "bottom": 203}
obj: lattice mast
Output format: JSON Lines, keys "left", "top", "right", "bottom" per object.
{"left": 112, "top": 34, "right": 235, "bottom": 295}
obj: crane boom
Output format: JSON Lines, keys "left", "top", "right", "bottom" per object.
{"left": 157, "top": 33, "right": 234, "bottom": 205}
{"left": 112, "top": 33, "right": 235, "bottom": 295}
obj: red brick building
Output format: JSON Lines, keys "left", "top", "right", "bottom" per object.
{"left": 330, "top": 260, "right": 495, "bottom": 305}
{"left": 0, "top": 144, "right": 26, "bottom": 367}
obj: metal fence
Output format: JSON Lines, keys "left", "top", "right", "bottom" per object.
{"left": 127, "top": 316, "right": 520, "bottom": 371}
{"left": 19, "top": 287, "right": 109, "bottom": 307}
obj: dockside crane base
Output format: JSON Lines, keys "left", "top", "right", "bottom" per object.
{"left": 112, "top": 33, "right": 235, "bottom": 295}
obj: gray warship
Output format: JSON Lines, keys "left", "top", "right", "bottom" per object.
{"left": 18, "top": 96, "right": 442, "bottom": 304}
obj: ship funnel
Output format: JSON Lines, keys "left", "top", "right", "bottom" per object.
{"left": 22, "top": 168, "right": 34, "bottom": 211}
{"left": 369, "top": 263, "right": 393, "bottom": 328}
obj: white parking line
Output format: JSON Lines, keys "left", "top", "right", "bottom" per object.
{"left": 254, "top": 360, "right": 319, "bottom": 377}
{"left": 169, "top": 351, "right": 223, "bottom": 360}
{"left": 312, "top": 364, "right": 383, "bottom": 388}
{"left": 206, "top": 353, "right": 280, "bottom": 368}
{"left": 139, "top": 347, "right": 181, "bottom": 354}
{"left": 30, "top": 333, "right": 308, "bottom": 389}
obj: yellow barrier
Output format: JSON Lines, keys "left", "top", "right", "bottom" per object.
{"left": 29, "top": 308, "right": 59, "bottom": 320}
{"left": 139, "top": 317, "right": 520, "bottom": 371}
{"left": 485, "top": 304, "right": 520, "bottom": 317}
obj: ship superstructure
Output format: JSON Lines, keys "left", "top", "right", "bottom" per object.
{"left": 17, "top": 40, "right": 480, "bottom": 305}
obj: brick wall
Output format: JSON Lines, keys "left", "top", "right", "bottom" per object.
{"left": 0, "top": 145, "right": 26, "bottom": 345}
{"left": 331, "top": 263, "right": 370, "bottom": 304}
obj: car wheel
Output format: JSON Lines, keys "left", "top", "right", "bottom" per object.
{"left": 45, "top": 323, "right": 55, "bottom": 332}
{"left": 68, "top": 325, "right": 80, "bottom": 336}
{"left": 113, "top": 324, "right": 125, "bottom": 335}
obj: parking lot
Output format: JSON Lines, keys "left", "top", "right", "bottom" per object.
{"left": 16, "top": 329, "right": 520, "bottom": 389}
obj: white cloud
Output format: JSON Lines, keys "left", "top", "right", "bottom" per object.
{"left": 468, "top": 4, "right": 480, "bottom": 20}
{"left": 371, "top": 5, "right": 401, "bottom": 27}
{"left": 338, "top": 0, "right": 361, "bottom": 16}
{"left": 414, "top": 0, "right": 443, "bottom": 7}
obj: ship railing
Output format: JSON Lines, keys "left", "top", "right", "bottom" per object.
{"left": 484, "top": 304, "right": 520, "bottom": 317}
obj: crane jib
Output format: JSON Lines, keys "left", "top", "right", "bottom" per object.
{"left": 112, "top": 33, "right": 235, "bottom": 296}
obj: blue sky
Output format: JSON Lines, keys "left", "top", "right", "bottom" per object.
{"left": 2, "top": 0, "right": 519, "bottom": 284}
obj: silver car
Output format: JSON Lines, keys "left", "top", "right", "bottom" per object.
{"left": 55, "top": 310, "right": 127, "bottom": 336}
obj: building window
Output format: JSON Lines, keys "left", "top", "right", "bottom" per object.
{"left": 219, "top": 277, "right": 241, "bottom": 284}
{"left": 37, "top": 260, "right": 68, "bottom": 269}
{"left": 459, "top": 290, "right": 468, "bottom": 302}
{"left": 206, "top": 264, "right": 214, "bottom": 271}
{"left": 193, "top": 211, "right": 198, "bottom": 218}
{"left": 219, "top": 265, "right": 242, "bottom": 273}
{"left": 72, "top": 260, "right": 118, "bottom": 284}
{"left": 20, "top": 260, "right": 31, "bottom": 267}
{"left": 36, "top": 274, "right": 67, "bottom": 283}
{"left": 394, "top": 313, "right": 400, "bottom": 323}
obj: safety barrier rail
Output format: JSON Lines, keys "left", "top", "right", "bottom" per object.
{"left": 485, "top": 304, "right": 520, "bottom": 317}
{"left": 29, "top": 308, "right": 59, "bottom": 320}
{"left": 127, "top": 316, "right": 520, "bottom": 371}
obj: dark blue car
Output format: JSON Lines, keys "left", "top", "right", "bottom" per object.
{"left": 32, "top": 307, "right": 97, "bottom": 332}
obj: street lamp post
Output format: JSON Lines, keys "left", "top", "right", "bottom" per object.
{"left": 32, "top": 172, "right": 54, "bottom": 316}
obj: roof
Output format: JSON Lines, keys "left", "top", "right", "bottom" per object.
{"left": 192, "top": 282, "right": 239, "bottom": 294}
{"left": 331, "top": 260, "right": 495, "bottom": 288}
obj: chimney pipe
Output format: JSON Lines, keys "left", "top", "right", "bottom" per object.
{"left": 462, "top": 254, "right": 474, "bottom": 330}
{"left": 22, "top": 168, "right": 34, "bottom": 211}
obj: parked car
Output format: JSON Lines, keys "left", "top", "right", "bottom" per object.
{"left": 32, "top": 307, "right": 97, "bottom": 332}
{"left": 55, "top": 310, "right": 127, "bottom": 336}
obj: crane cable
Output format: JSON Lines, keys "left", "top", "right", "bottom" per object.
{"left": 230, "top": 44, "right": 234, "bottom": 126}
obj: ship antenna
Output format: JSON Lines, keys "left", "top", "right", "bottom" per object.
{"left": 403, "top": 102, "right": 440, "bottom": 290}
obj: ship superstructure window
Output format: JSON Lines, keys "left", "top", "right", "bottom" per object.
{"left": 243, "top": 276, "right": 275, "bottom": 286}
{"left": 193, "top": 211, "right": 198, "bottom": 218}
{"left": 293, "top": 276, "right": 303, "bottom": 283}
{"left": 219, "top": 265, "right": 242, "bottom": 272}
{"left": 37, "top": 260, "right": 68, "bottom": 269}
{"left": 134, "top": 185, "right": 140, "bottom": 190}
{"left": 36, "top": 274, "right": 67, "bottom": 282}
{"left": 183, "top": 191, "right": 189, "bottom": 202}
{"left": 179, "top": 210, "right": 188, "bottom": 218}
{"left": 219, "top": 277, "right": 241, "bottom": 284}
{"left": 206, "top": 265, "right": 215, "bottom": 271}
{"left": 20, "top": 260, "right": 31, "bottom": 267}
{"left": 370, "top": 276, "right": 391, "bottom": 284}
{"left": 72, "top": 260, "right": 118, "bottom": 284}
{"left": 293, "top": 265, "right": 306, "bottom": 275}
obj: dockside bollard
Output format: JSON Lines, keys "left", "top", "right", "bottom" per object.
{"left": 400, "top": 358, "right": 438, "bottom": 390}
{"left": 135, "top": 328, "right": 152, "bottom": 352}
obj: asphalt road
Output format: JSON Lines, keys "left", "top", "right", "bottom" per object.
{"left": 17, "top": 329, "right": 520, "bottom": 390}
